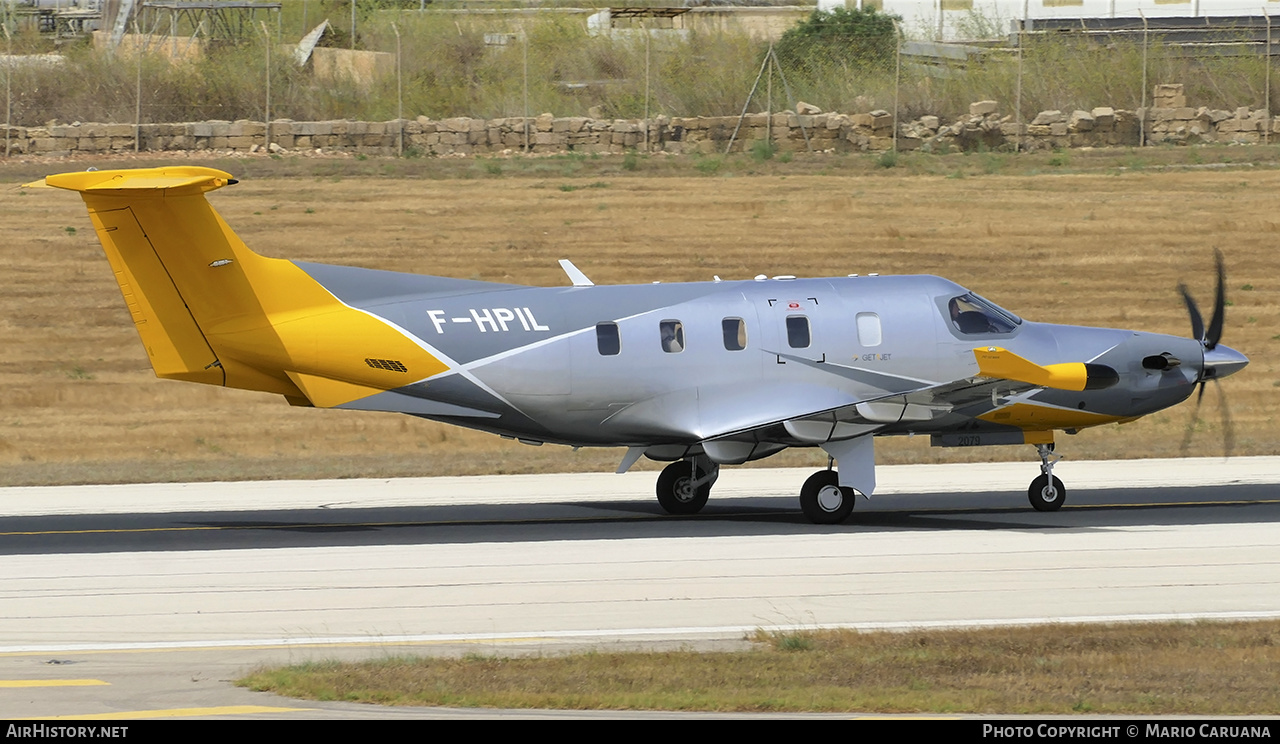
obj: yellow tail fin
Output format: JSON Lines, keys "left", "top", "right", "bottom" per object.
{"left": 36, "top": 167, "right": 447, "bottom": 405}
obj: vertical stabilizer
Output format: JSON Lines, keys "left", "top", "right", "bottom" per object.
{"left": 34, "top": 167, "right": 449, "bottom": 404}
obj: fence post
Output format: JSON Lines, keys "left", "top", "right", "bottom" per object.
{"left": 1015, "top": 21, "right": 1024, "bottom": 152}
{"left": 133, "top": 22, "right": 143, "bottom": 153}
{"left": 522, "top": 23, "right": 529, "bottom": 153}
{"left": 261, "top": 21, "right": 271, "bottom": 151}
{"left": 893, "top": 20, "right": 901, "bottom": 153}
{"left": 394, "top": 22, "right": 403, "bottom": 157}
{"left": 766, "top": 42, "right": 772, "bottom": 144}
{"left": 1266, "top": 9, "right": 1272, "bottom": 146}
{"left": 1140, "top": 10, "right": 1148, "bottom": 148}
{"left": 4, "top": 23, "right": 11, "bottom": 159}
{"left": 643, "top": 24, "right": 651, "bottom": 153}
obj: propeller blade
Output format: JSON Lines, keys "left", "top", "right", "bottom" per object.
{"left": 1216, "top": 380, "right": 1235, "bottom": 459}
{"left": 1204, "top": 248, "right": 1226, "bottom": 350}
{"left": 1178, "top": 282, "right": 1205, "bottom": 345}
{"left": 1180, "top": 384, "right": 1204, "bottom": 456}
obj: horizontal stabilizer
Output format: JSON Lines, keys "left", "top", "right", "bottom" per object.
{"left": 32, "top": 166, "right": 237, "bottom": 194}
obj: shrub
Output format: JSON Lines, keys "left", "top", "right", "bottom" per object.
{"left": 775, "top": 8, "right": 901, "bottom": 72}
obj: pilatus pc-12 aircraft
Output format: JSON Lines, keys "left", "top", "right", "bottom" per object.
{"left": 29, "top": 166, "right": 1249, "bottom": 524}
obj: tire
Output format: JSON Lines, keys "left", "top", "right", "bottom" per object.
{"left": 1028, "top": 474, "right": 1066, "bottom": 512}
{"left": 799, "top": 470, "right": 856, "bottom": 525}
{"left": 656, "top": 460, "right": 711, "bottom": 515}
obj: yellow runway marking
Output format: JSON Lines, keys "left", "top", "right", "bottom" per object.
{"left": 0, "top": 680, "right": 109, "bottom": 688}
{"left": 34, "top": 705, "right": 311, "bottom": 719}
{"left": 0, "top": 636, "right": 592, "bottom": 659}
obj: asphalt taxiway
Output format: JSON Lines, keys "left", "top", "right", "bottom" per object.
{"left": 2, "top": 457, "right": 1278, "bottom": 718}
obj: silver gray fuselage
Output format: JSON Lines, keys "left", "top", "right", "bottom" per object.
{"left": 301, "top": 263, "right": 1209, "bottom": 458}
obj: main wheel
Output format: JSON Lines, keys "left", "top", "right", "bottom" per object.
{"left": 1028, "top": 473, "right": 1066, "bottom": 512}
{"left": 656, "top": 460, "right": 711, "bottom": 515}
{"left": 799, "top": 470, "right": 856, "bottom": 525}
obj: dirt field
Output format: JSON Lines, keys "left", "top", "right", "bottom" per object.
{"left": 2, "top": 151, "right": 1276, "bottom": 486}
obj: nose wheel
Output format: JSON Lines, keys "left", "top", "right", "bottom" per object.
{"left": 1028, "top": 443, "right": 1065, "bottom": 512}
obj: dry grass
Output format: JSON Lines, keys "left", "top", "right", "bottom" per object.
{"left": 2, "top": 149, "right": 1277, "bottom": 486}
{"left": 238, "top": 620, "right": 1280, "bottom": 713}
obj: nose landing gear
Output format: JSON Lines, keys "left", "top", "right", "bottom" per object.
{"left": 1028, "top": 442, "right": 1065, "bottom": 511}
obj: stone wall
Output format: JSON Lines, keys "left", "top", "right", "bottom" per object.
{"left": 4, "top": 85, "right": 1274, "bottom": 158}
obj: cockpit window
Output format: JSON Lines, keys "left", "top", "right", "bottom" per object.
{"left": 948, "top": 293, "right": 1021, "bottom": 335}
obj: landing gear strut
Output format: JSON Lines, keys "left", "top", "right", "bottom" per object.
{"left": 1028, "top": 443, "right": 1065, "bottom": 512}
{"left": 799, "top": 469, "right": 856, "bottom": 525}
{"left": 656, "top": 456, "right": 718, "bottom": 515}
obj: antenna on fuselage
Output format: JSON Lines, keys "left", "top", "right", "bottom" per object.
{"left": 558, "top": 259, "right": 594, "bottom": 287}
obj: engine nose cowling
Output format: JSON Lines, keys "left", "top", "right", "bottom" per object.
{"left": 1202, "top": 344, "right": 1249, "bottom": 382}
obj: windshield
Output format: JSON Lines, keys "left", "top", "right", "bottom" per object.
{"left": 947, "top": 293, "right": 1021, "bottom": 335}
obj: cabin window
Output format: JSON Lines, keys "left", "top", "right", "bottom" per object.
{"left": 722, "top": 317, "right": 747, "bottom": 351}
{"left": 596, "top": 322, "right": 620, "bottom": 355}
{"left": 856, "top": 312, "right": 882, "bottom": 347}
{"left": 660, "top": 320, "right": 685, "bottom": 353}
{"left": 786, "top": 315, "right": 810, "bottom": 348}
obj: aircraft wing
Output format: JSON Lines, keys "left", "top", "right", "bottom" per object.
{"left": 701, "top": 346, "right": 1119, "bottom": 445}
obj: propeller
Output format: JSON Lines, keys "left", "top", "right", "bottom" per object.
{"left": 1176, "top": 249, "right": 1246, "bottom": 456}
{"left": 1177, "top": 248, "right": 1226, "bottom": 353}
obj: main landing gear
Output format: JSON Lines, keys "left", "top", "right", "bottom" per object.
{"left": 654, "top": 456, "right": 860, "bottom": 525}
{"left": 1029, "top": 442, "right": 1065, "bottom": 511}
{"left": 655, "top": 457, "right": 719, "bottom": 515}
{"left": 799, "top": 469, "right": 856, "bottom": 525}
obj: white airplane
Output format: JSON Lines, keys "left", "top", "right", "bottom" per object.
{"left": 28, "top": 166, "right": 1249, "bottom": 524}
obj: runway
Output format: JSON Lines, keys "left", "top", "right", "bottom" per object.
{"left": 2, "top": 457, "right": 1279, "bottom": 718}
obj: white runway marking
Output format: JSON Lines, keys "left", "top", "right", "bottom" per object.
{"left": 1, "top": 458, "right": 1278, "bottom": 654}
{"left": 4, "top": 457, "right": 1278, "bottom": 516}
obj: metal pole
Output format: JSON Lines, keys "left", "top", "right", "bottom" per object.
{"left": 134, "top": 21, "right": 142, "bottom": 153}
{"left": 893, "top": 20, "right": 900, "bottom": 153}
{"left": 643, "top": 24, "right": 650, "bottom": 153}
{"left": 261, "top": 21, "right": 271, "bottom": 150}
{"left": 770, "top": 46, "right": 811, "bottom": 153}
{"left": 1267, "top": 9, "right": 1272, "bottom": 146}
{"left": 4, "top": 24, "right": 10, "bottom": 159}
{"left": 394, "top": 22, "right": 402, "bottom": 157}
{"left": 523, "top": 24, "right": 529, "bottom": 153}
{"left": 1016, "top": 23, "right": 1023, "bottom": 152}
{"left": 350, "top": 0, "right": 356, "bottom": 51}
{"left": 766, "top": 41, "right": 772, "bottom": 144}
{"left": 726, "top": 45, "right": 772, "bottom": 155}
{"left": 1140, "top": 10, "right": 1148, "bottom": 148}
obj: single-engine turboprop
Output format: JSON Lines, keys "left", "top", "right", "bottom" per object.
{"left": 29, "top": 166, "right": 1249, "bottom": 524}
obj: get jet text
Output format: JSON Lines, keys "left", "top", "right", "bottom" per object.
{"left": 427, "top": 307, "right": 550, "bottom": 334}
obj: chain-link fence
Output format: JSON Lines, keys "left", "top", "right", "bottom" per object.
{"left": 5, "top": 6, "right": 1280, "bottom": 150}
